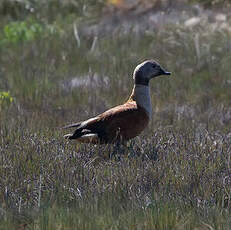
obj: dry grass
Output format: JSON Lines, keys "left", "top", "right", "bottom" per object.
{"left": 1, "top": 0, "right": 231, "bottom": 229}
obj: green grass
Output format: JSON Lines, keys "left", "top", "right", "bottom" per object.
{"left": 2, "top": 199, "right": 230, "bottom": 229}
{"left": 1, "top": 0, "right": 231, "bottom": 229}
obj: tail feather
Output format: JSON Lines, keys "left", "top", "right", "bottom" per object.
{"left": 64, "top": 133, "right": 74, "bottom": 139}
{"left": 64, "top": 133, "right": 99, "bottom": 143}
{"left": 62, "top": 122, "right": 81, "bottom": 129}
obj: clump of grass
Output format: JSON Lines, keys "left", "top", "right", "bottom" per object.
{"left": 2, "top": 20, "right": 43, "bottom": 44}
{"left": 0, "top": 18, "right": 65, "bottom": 48}
{"left": 0, "top": 91, "right": 13, "bottom": 112}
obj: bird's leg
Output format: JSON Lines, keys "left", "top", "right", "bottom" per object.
{"left": 127, "top": 140, "right": 137, "bottom": 158}
{"left": 110, "top": 139, "right": 127, "bottom": 160}
{"left": 109, "top": 141, "right": 119, "bottom": 160}
{"left": 108, "top": 128, "right": 122, "bottom": 159}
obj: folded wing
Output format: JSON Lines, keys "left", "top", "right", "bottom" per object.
{"left": 63, "top": 101, "right": 149, "bottom": 144}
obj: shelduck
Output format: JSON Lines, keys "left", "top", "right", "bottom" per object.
{"left": 63, "top": 60, "right": 171, "bottom": 144}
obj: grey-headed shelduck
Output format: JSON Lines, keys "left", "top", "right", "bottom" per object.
{"left": 63, "top": 60, "right": 171, "bottom": 144}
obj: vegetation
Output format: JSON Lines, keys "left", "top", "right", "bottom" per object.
{"left": 0, "top": 0, "right": 231, "bottom": 229}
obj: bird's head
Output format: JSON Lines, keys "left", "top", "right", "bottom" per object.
{"left": 133, "top": 60, "right": 171, "bottom": 85}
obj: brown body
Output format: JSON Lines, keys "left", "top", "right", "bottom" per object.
{"left": 64, "top": 99, "right": 149, "bottom": 144}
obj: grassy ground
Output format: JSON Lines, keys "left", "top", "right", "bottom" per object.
{"left": 1, "top": 0, "right": 231, "bottom": 229}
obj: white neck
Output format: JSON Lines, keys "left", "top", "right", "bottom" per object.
{"left": 131, "top": 84, "right": 152, "bottom": 118}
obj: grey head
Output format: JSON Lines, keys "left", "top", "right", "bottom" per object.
{"left": 133, "top": 60, "right": 171, "bottom": 85}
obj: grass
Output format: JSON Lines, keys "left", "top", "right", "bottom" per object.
{"left": 1, "top": 0, "right": 231, "bottom": 229}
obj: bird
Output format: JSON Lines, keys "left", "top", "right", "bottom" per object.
{"left": 63, "top": 60, "right": 171, "bottom": 144}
